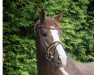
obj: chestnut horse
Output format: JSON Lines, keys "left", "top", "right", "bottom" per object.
{"left": 34, "top": 10, "right": 94, "bottom": 75}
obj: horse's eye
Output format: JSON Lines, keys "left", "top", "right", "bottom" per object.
{"left": 42, "top": 32, "right": 47, "bottom": 37}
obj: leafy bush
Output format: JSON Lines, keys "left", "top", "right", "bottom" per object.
{"left": 3, "top": 0, "right": 94, "bottom": 75}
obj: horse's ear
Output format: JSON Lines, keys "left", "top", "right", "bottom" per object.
{"left": 54, "top": 13, "right": 63, "bottom": 22}
{"left": 40, "top": 9, "right": 45, "bottom": 24}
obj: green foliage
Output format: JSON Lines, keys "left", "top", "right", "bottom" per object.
{"left": 3, "top": 0, "right": 94, "bottom": 75}
{"left": 3, "top": 0, "right": 38, "bottom": 75}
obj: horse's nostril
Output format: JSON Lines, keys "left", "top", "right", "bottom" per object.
{"left": 58, "top": 56, "right": 61, "bottom": 62}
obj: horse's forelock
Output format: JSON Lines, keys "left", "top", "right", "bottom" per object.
{"left": 34, "top": 16, "right": 61, "bottom": 33}
{"left": 40, "top": 17, "right": 61, "bottom": 28}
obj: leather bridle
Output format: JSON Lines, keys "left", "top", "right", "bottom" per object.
{"left": 35, "top": 25, "right": 63, "bottom": 64}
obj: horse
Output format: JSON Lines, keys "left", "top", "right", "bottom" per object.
{"left": 34, "top": 9, "right": 94, "bottom": 75}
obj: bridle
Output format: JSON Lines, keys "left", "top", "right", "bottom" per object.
{"left": 35, "top": 24, "right": 63, "bottom": 65}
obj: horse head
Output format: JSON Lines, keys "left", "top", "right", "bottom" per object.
{"left": 35, "top": 9, "right": 67, "bottom": 67}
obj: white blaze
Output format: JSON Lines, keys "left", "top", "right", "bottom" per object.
{"left": 50, "top": 26, "right": 67, "bottom": 67}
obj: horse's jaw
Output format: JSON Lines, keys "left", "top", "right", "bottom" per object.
{"left": 57, "top": 67, "right": 69, "bottom": 75}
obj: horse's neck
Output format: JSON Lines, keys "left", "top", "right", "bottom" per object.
{"left": 36, "top": 38, "right": 56, "bottom": 75}
{"left": 66, "top": 56, "right": 77, "bottom": 68}
{"left": 65, "top": 56, "right": 94, "bottom": 75}
{"left": 64, "top": 56, "right": 81, "bottom": 75}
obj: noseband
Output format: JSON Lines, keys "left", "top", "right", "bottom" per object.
{"left": 35, "top": 25, "right": 63, "bottom": 64}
